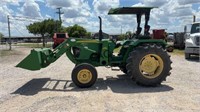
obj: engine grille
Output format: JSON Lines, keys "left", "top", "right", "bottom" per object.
{"left": 195, "top": 36, "right": 200, "bottom": 46}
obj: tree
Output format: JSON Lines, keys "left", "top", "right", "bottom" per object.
{"left": 117, "top": 34, "right": 126, "bottom": 41}
{"left": 62, "top": 24, "right": 88, "bottom": 38}
{"left": 126, "top": 31, "right": 133, "bottom": 39}
{"left": 27, "top": 19, "right": 61, "bottom": 47}
{"left": 0, "top": 32, "right": 3, "bottom": 39}
{"left": 85, "top": 32, "right": 91, "bottom": 38}
{"left": 116, "top": 31, "right": 135, "bottom": 41}
{"left": 0, "top": 32, "right": 4, "bottom": 43}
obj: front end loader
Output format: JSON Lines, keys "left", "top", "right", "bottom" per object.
{"left": 17, "top": 7, "right": 172, "bottom": 88}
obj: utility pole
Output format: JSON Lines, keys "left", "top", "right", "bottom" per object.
{"left": 7, "top": 15, "right": 11, "bottom": 50}
{"left": 56, "top": 7, "right": 64, "bottom": 32}
{"left": 56, "top": 7, "right": 64, "bottom": 23}
{"left": 121, "top": 26, "right": 123, "bottom": 35}
{"left": 193, "top": 15, "right": 196, "bottom": 23}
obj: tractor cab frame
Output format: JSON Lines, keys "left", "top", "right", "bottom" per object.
{"left": 108, "top": 7, "right": 155, "bottom": 37}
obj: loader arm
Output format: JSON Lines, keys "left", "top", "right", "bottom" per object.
{"left": 50, "top": 39, "right": 77, "bottom": 63}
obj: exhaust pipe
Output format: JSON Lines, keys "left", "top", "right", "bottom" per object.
{"left": 98, "top": 16, "right": 103, "bottom": 41}
{"left": 193, "top": 15, "right": 196, "bottom": 23}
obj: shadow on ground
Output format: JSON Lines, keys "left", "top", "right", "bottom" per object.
{"left": 12, "top": 74, "right": 173, "bottom": 96}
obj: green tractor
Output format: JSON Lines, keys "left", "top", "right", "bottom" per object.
{"left": 17, "top": 7, "right": 172, "bottom": 88}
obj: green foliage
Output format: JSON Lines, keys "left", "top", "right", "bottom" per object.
{"left": 27, "top": 20, "right": 91, "bottom": 47}
{"left": 0, "top": 32, "right": 4, "bottom": 39}
{"left": 126, "top": 31, "right": 133, "bottom": 38}
{"left": 62, "top": 24, "right": 89, "bottom": 38}
{"left": 117, "top": 31, "right": 134, "bottom": 40}
{"left": 85, "top": 32, "right": 91, "bottom": 38}
{"left": 117, "top": 34, "right": 127, "bottom": 40}
{"left": 26, "top": 19, "right": 61, "bottom": 47}
{"left": 27, "top": 19, "right": 61, "bottom": 37}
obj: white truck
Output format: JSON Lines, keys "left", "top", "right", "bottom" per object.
{"left": 184, "top": 23, "right": 200, "bottom": 59}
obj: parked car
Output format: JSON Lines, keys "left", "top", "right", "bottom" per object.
{"left": 52, "top": 33, "right": 69, "bottom": 49}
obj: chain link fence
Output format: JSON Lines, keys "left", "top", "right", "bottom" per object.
{"left": 0, "top": 37, "right": 53, "bottom": 51}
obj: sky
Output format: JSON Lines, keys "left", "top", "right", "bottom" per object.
{"left": 0, "top": 0, "right": 200, "bottom": 37}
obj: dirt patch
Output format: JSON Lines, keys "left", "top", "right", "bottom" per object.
{"left": 0, "top": 49, "right": 22, "bottom": 57}
{"left": 0, "top": 47, "right": 200, "bottom": 112}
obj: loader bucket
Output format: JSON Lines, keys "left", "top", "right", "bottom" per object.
{"left": 16, "top": 48, "right": 53, "bottom": 70}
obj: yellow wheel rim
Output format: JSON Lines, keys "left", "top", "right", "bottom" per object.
{"left": 139, "top": 54, "right": 164, "bottom": 79}
{"left": 77, "top": 69, "right": 92, "bottom": 84}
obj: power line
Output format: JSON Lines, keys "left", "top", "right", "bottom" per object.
{"left": 11, "top": 15, "right": 43, "bottom": 21}
{"left": 7, "top": 15, "right": 43, "bottom": 38}
{"left": 9, "top": 15, "right": 44, "bottom": 23}
{"left": 12, "top": 25, "right": 26, "bottom": 37}
{"left": 10, "top": 18, "right": 41, "bottom": 22}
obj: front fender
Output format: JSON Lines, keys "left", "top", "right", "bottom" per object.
{"left": 131, "top": 39, "right": 167, "bottom": 48}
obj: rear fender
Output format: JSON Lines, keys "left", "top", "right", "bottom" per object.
{"left": 130, "top": 39, "right": 167, "bottom": 48}
{"left": 121, "top": 39, "right": 167, "bottom": 63}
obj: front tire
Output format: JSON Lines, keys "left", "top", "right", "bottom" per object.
{"left": 126, "top": 44, "right": 172, "bottom": 86}
{"left": 72, "top": 63, "right": 97, "bottom": 88}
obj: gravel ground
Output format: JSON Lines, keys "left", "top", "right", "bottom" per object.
{"left": 0, "top": 47, "right": 200, "bottom": 112}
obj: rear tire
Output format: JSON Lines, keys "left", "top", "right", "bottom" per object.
{"left": 126, "top": 54, "right": 135, "bottom": 79}
{"left": 72, "top": 63, "right": 97, "bottom": 88}
{"left": 126, "top": 44, "right": 172, "bottom": 86}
